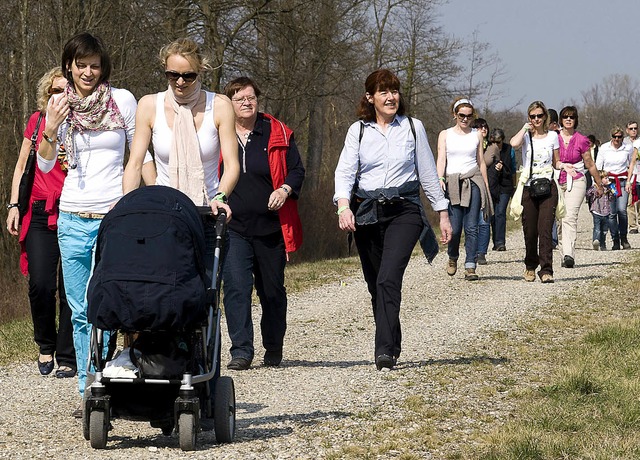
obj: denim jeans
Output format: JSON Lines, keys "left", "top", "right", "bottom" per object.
{"left": 222, "top": 229, "right": 287, "bottom": 362}
{"left": 491, "top": 192, "right": 511, "bottom": 248}
{"left": 592, "top": 213, "right": 608, "bottom": 246}
{"left": 57, "top": 211, "right": 101, "bottom": 397}
{"left": 477, "top": 211, "right": 490, "bottom": 256}
{"left": 608, "top": 181, "right": 629, "bottom": 242}
{"left": 447, "top": 182, "right": 480, "bottom": 269}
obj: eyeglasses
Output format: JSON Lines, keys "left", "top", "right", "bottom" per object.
{"left": 164, "top": 71, "right": 198, "bottom": 83}
{"left": 629, "top": 127, "right": 638, "bottom": 130}
{"left": 48, "top": 87, "right": 64, "bottom": 95}
{"left": 457, "top": 113, "right": 473, "bottom": 120}
{"left": 612, "top": 135, "right": 624, "bottom": 139}
{"left": 562, "top": 115, "right": 576, "bottom": 120}
{"left": 529, "top": 113, "right": 545, "bottom": 120}
{"left": 231, "top": 96, "right": 257, "bottom": 104}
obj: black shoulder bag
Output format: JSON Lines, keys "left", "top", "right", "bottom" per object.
{"left": 17, "top": 113, "right": 45, "bottom": 220}
{"left": 527, "top": 131, "right": 552, "bottom": 199}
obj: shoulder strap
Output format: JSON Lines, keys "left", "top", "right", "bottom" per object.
{"left": 32, "top": 113, "right": 44, "bottom": 145}
{"left": 407, "top": 116, "right": 416, "bottom": 142}
{"left": 528, "top": 131, "right": 534, "bottom": 178}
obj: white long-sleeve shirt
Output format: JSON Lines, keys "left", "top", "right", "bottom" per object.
{"left": 333, "top": 115, "right": 448, "bottom": 211}
{"left": 38, "top": 87, "right": 149, "bottom": 213}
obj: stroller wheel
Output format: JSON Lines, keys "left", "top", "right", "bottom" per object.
{"left": 214, "top": 376, "right": 236, "bottom": 443}
{"left": 178, "top": 412, "right": 197, "bottom": 451}
{"left": 89, "top": 409, "right": 108, "bottom": 449}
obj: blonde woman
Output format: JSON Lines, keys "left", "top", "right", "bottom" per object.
{"left": 6, "top": 68, "right": 76, "bottom": 378}
{"left": 436, "top": 98, "right": 492, "bottom": 281}
{"left": 509, "top": 101, "right": 560, "bottom": 283}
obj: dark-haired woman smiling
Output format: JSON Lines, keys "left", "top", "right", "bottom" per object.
{"left": 334, "top": 69, "right": 451, "bottom": 371}
{"left": 37, "top": 32, "right": 154, "bottom": 413}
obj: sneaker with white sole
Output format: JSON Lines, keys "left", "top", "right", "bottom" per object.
{"left": 523, "top": 269, "right": 536, "bottom": 282}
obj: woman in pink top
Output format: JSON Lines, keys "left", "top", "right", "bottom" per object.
{"left": 6, "top": 68, "right": 76, "bottom": 378}
{"left": 556, "top": 106, "right": 602, "bottom": 268}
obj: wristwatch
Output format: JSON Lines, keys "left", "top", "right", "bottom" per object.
{"left": 6, "top": 203, "right": 19, "bottom": 210}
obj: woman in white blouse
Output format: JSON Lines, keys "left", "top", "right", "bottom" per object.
{"left": 596, "top": 126, "right": 638, "bottom": 249}
{"left": 334, "top": 69, "right": 451, "bottom": 371}
{"left": 510, "top": 101, "right": 560, "bottom": 283}
{"left": 37, "top": 32, "right": 154, "bottom": 415}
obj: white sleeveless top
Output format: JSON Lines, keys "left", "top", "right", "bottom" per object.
{"left": 152, "top": 90, "right": 220, "bottom": 198}
{"left": 445, "top": 127, "right": 479, "bottom": 175}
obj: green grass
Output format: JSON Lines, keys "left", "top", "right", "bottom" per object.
{"left": 0, "top": 318, "right": 36, "bottom": 365}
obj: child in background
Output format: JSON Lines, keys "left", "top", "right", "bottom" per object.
{"left": 586, "top": 170, "right": 614, "bottom": 250}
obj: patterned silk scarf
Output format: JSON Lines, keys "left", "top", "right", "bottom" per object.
{"left": 63, "top": 82, "right": 126, "bottom": 168}
{"left": 166, "top": 81, "right": 206, "bottom": 205}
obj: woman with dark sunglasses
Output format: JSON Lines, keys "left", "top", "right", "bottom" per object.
{"left": 556, "top": 106, "right": 602, "bottom": 267}
{"left": 595, "top": 126, "right": 638, "bottom": 250}
{"left": 124, "top": 37, "right": 239, "bottom": 216}
{"left": 509, "top": 101, "right": 560, "bottom": 283}
{"left": 6, "top": 68, "right": 76, "bottom": 379}
{"left": 436, "top": 98, "right": 492, "bottom": 281}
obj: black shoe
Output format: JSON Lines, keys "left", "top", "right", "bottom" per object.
{"left": 227, "top": 357, "right": 251, "bottom": 371}
{"left": 264, "top": 350, "right": 283, "bottom": 367}
{"left": 496, "top": 245, "right": 506, "bottom": 251}
{"left": 38, "top": 358, "right": 54, "bottom": 376}
{"left": 563, "top": 255, "right": 575, "bottom": 268}
{"left": 476, "top": 253, "right": 487, "bottom": 265}
{"left": 55, "top": 366, "right": 77, "bottom": 378}
{"left": 375, "top": 354, "right": 395, "bottom": 371}
{"left": 612, "top": 240, "right": 621, "bottom": 250}
{"left": 72, "top": 405, "right": 83, "bottom": 419}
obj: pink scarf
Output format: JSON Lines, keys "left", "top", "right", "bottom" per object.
{"left": 166, "top": 82, "right": 206, "bottom": 205}
{"left": 63, "top": 82, "right": 126, "bottom": 167}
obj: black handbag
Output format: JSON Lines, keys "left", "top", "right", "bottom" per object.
{"left": 17, "top": 113, "right": 44, "bottom": 219}
{"left": 527, "top": 131, "right": 552, "bottom": 199}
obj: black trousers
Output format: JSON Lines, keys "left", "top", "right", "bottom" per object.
{"left": 24, "top": 201, "right": 75, "bottom": 368}
{"left": 353, "top": 201, "right": 423, "bottom": 360}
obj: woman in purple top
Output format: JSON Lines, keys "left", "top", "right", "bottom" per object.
{"left": 556, "top": 106, "right": 602, "bottom": 268}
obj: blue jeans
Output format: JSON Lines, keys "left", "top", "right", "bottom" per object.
{"left": 477, "top": 212, "right": 490, "bottom": 256}
{"left": 57, "top": 212, "right": 102, "bottom": 397}
{"left": 592, "top": 213, "right": 608, "bottom": 246}
{"left": 608, "top": 181, "right": 629, "bottom": 242}
{"left": 448, "top": 182, "right": 480, "bottom": 269}
{"left": 222, "top": 230, "right": 287, "bottom": 362}
{"left": 491, "top": 192, "right": 510, "bottom": 248}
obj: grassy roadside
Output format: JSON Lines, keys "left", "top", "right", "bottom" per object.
{"left": 318, "top": 253, "right": 640, "bottom": 459}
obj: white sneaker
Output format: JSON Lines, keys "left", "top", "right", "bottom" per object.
{"left": 592, "top": 240, "right": 600, "bottom": 251}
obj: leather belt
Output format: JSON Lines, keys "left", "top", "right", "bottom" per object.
{"left": 63, "top": 210, "right": 106, "bottom": 220}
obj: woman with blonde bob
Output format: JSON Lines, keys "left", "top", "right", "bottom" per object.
{"left": 436, "top": 97, "right": 492, "bottom": 281}
{"left": 509, "top": 101, "right": 561, "bottom": 283}
{"left": 6, "top": 67, "right": 76, "bottom": 378}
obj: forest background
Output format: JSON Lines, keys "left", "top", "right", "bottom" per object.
{"left": 1, "top": 0, "right": 639, "bottom": 323}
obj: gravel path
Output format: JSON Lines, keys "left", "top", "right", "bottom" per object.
{"left": 0, "top": 203, "right": 636, "bottom": 459}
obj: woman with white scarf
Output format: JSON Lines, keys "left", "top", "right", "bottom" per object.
{"left": 36, "top": 32, "right": 155, "bottom": 415}
{"left": 123, "top": 38, "right": 239, "bottom": 213}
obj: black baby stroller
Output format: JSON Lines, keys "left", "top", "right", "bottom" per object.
{"left": 84, "top": 185, "right": 235, "bottom": 451}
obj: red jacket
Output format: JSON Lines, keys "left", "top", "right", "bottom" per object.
{"left": 220, "top": 113, "right": 303, "bottom": 254}
{"left": 262, "top": 113, "right": 303, "bottom": 254}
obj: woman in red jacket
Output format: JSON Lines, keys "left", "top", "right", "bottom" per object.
{"left": 222, "top": 77, "right": 305, "bottom": 371}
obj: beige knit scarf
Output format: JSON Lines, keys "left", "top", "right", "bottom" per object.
{"left": 167, "top": 81, "right": 207, "bottom": 205}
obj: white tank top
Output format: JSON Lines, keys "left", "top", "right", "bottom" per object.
{"left": 445, "top": 127, "right": 479, "bottom": 175}
{"left": 152, "top": 90, "right": 220, "bottom": 198}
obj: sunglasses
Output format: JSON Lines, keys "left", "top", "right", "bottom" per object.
{"left": 562, "top": 115, "right": 576, "bottom": 120}
{"left": 457, "top": 113, "right": 473, "bottom": 120}
{"left": 612, "top": 135, "right": 624, "bottom": 139}
{"left": 629, "top": 127, "right": 638, "bottom": 130}
{"left": 529, "top": 113, "right": 545, "bottom": 120}
{"left": 164, "top": 71, "right": 198, "bottom": 83}
{"left": 48, "top": 87, "right": 65, "bottom": 95}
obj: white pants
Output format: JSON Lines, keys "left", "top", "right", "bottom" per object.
{"left": 560, "top": 177, "right": 587, "bottom": 259}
